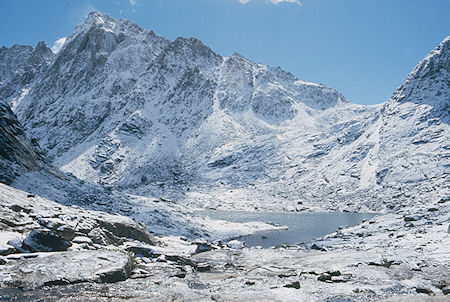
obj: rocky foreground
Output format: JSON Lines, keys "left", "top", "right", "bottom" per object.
{"left": 0, "top": 183, "right": 448, "bottom": 301}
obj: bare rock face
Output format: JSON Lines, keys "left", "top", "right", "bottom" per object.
{"left": 22, "top": 229, "right": 72, "bottom": 252}
{"left": 0, "top": 102, "right": 45, "bottom": 184}
{"left": 390, "top": 36, "right": 449, "bottom": 108}
{"left": 0, "top": 250, "right": 133, "bottom": 289}
{"left": 0, "top": 41, "right": 53, "bottom": 103}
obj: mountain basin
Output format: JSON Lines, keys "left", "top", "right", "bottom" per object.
{"left": 200, "top": 210, "right": 376, "bottom": 248}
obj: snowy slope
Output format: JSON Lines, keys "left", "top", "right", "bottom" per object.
{"left": 373, "top": 36, "right": 449, "bottom": 187}
{"left": 4, "top": 12, "right": 449, "bottom": 212}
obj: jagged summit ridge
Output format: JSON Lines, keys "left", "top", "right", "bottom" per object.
{"left": 4, "top": 11, "right": 350, "bottom": 188}
{"left": 390, "top": 36, "right": 449, "bottom": 109}
{"left": 408, "top": 36, "right": 449, "bottom": 81}
{"left": 0, "top": 41, "right": 53, "bottom": 109}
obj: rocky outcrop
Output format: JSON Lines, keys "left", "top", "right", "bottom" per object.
{"left": 0, "top": 183, "right": 157, "bottom": 256}
{"left": 0, "top": 41, "right": 53, "bottom": 105}
{"left": 0, "top": 250, "right": 133, "bottom": 288}
{"left": 0, "top": 102, "right": 45, "bottom": 184}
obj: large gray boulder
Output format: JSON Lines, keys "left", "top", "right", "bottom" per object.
{"left": 0, "top": 250, "right": 133, "bottom": 288}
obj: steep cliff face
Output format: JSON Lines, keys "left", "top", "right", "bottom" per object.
{"left": 373, "top": 37, "right": 449, "bottom": 187}
{"left": 0, "top": 41, "right": 53, "bottom": 110}
{"left": 0, "top": 102, "right": 45, "bottom": 184}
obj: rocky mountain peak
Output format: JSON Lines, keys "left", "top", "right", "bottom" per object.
{"left": 77, "top": 11, "right": 118, "bottom": 33}
{"left": 35, "top": 40, "right": 48, "bottom": 50}
{"left": 32, "top": 41, "right": 53, "bottom": 66}
{"left": 409, "top": 36, "right": 449, "bottom": 80}
{"left": 0, "top": 42, "right": 53, "bottom": 105}
{"left": 172, "top": 37, "right": 218, "bottom": 58}
{"left": 70, "top": 11, "right": 150, "bottom": 44}
{"left": 390, "top": 36, "right": 449, "bottom": 108}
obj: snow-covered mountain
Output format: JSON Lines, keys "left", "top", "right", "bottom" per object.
{"left": 2, "top": 12, "right": 448, "bottom": 212}
{"left": 370, "top": 36, "right": 449, "bottom": 187}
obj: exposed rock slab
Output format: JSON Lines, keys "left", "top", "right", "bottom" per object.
{"left": 0, "top": 250, "right": 133, "bottom": 289}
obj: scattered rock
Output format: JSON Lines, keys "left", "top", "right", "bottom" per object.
{"left": 129, "top": 268, "right": 151, "bottom": 279}
{"left": 165, "top": 255, "right": 197, "bottom": 268}
{"left": 72, "top": 236, "right": 92, "bottom": 244}
{"left": 404, "top": 216, "right": 421, "bottom": 222}
{"left": 318, "top": 274, "right": 332, "bottom": 282}
{"left": 368, "top": 260, "right": 395, "bottom": 268}
{"left": 415, "top": 287, "right": 433, "bottom": 295}
{"left": 0, "top": 232, "right": 22, "bottom": 256}
{"left": 317, "top": 271, "right": 351, "bottom": 283}
{"left": 87, "top": 228, "right": 121, "bottom": 246}
{"left": 227, "top": 240, "right": 244, "bottom": 250}
{"left": 124, "top": 244, "right": 159, "bottom": 258}
{"left": 196, "top": 262, "right": 211, "bottom": 272}
{"left": 311, "top": 243, "right": 327, "bottom": 251}
{"left": 438, "top": 197, "right": 449, "bottom": 204}
{"left": 9, "top": 205, "right": 31, "bottom": 213}
{"left": 96, "top": 219, "right": 156, "bottom": 245}
{"left": 173, "top": 272, "right": 186, "bottom": 278}
{"left": 278, "top": 273, "right": 297, "bottom": 278}
{"left": 283, "top": 281, "right": 301, "bottom": 289}
{"left": 22, "top": 230, "right": 71, "bottom": 252}
{"left": 193, "top": 241, "right": 214, "bottom": 254}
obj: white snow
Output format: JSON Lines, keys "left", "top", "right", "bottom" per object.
{"left": 51, "top": 37, "right": 67, "bottom": 54}
{"left": 0, "top": 232, "right": 22, "bottom": 254}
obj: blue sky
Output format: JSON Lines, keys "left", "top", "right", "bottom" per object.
{"left": 0, "top": 0, "right": 448, "bottom": 104}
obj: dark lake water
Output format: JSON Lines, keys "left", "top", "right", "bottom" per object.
{"left": 200, "top": 210, "right": 376, "bottom": 248}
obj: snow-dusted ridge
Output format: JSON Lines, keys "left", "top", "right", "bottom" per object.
{"left": 0, "top": 12, "right": 447, "bottom": 214}
{"left": 3, "top": 12, "right": 354, "bottom": 202}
